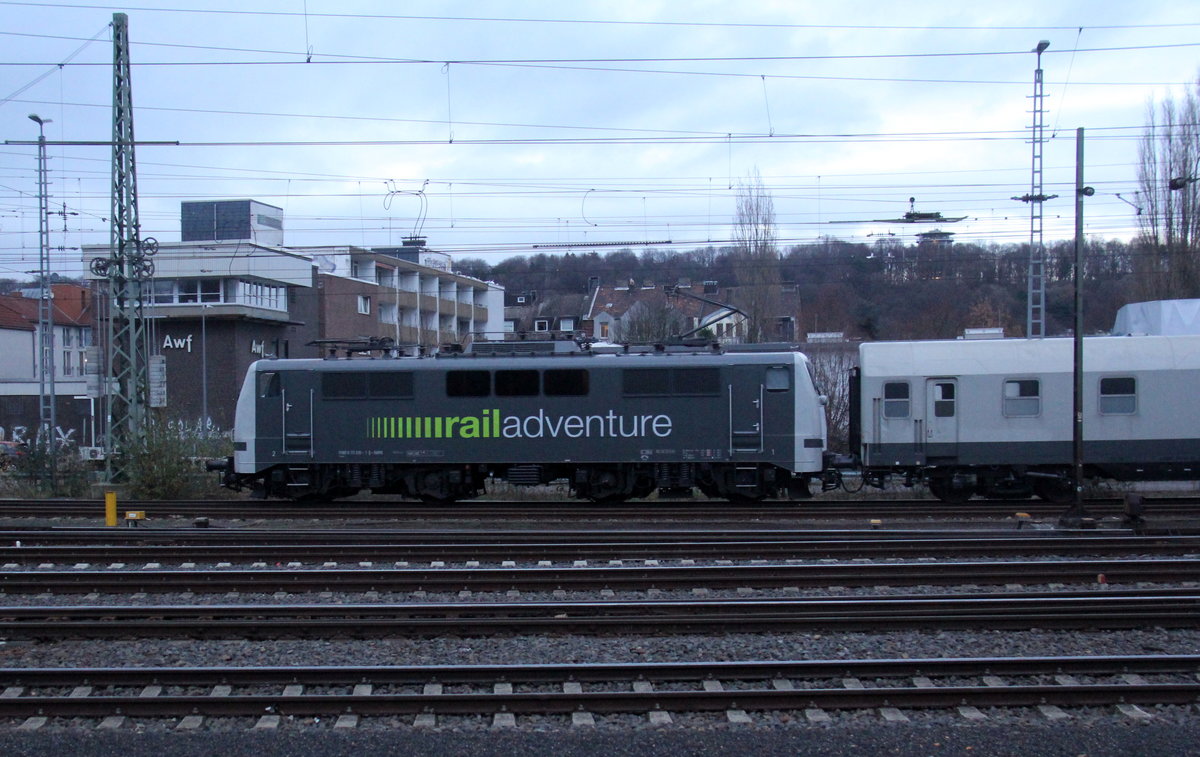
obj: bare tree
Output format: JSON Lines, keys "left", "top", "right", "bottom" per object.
{"left": 611, "top": 297, "right": 687, "bottom": 344}
{"left": 804, "top": 342, "right": 857, "bottom": 453}
{"left": 1135, "top": 76, "right": 1200, "bottom": 300}
{"left": 732, "top": 169, "right": 782, "bottom": 342}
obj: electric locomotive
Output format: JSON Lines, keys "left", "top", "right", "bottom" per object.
{"left": 219, "top": 340, "right": 828, "bottom": 502}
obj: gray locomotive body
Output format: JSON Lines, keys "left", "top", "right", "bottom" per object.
{"left": 852, "top": 335, "right": 1200, "bottom": 501}
{"left": 227, "top": 346, "right": 828, "bottom": 502}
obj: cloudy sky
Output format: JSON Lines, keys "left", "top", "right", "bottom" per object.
{"left": 1, "top": 0, "right": 1197, "bottom": 278}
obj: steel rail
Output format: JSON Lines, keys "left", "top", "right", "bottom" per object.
{"left": 3, "top": 532, "right": 1199, "bottom": 563}
{"left": 4, "top": 654, "right": 1198, "bottom": 686}
{"left": 1, "top": 655, "right": 1198, "bottom": 719}
{"left": 0, "top": 496, "right": 1194, "bottom": 520}
{"left": 1, "top": 590, "right": 1197, "bottom": 638}
{"left": 3, "top": 558, "right": 1198, "bottom": 595}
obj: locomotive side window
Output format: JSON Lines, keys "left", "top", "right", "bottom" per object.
{"left": 368, "top": 371, "right": 413, "bottom": 399}
{"left": 258, "top": 371, "right": 280, "bottom": 398}
{"left": 544, "top": 369, "right": 589, "bottom": 396}
{"left": 765, "top": 366, "right": 791, "bottom": 392}
{"left": 882, "top": 382, "right": 909, "bottom": 418}
{"left": 447, "top": 370, "right": 490, "bottom": 397}
{"left": 623, "top": 367, "right": 720, "bottom": 396}
{"left": 673, "top": 367, "right": 720, "bottom": 395}
{"left": 1099, "top": 376, "right": 1136, "bottom": 414}
{"left": 323, "top": 372, "right": 367, "bottom": 399}
{"left": 1003, "top": 379, "right": 1041, "bottom": 417}
{"left": 496, "top": 369, "right": 539, "bottom": 396}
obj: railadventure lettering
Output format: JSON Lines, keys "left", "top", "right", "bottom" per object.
{"left": 368, "top": 409, "right": 672, "bottom": 440}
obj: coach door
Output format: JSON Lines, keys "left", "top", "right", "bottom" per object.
{"left": 924, "top": 378, "right": 958, "bottom": 459}
{"left": 729, "top": 365, "right": 764, "bottom": 453}
{"left": 281, "top": 371, "right": 315, "bottom": 457}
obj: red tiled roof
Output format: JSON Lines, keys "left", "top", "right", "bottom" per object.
{"left": 0, "top": 301, "right": 34, "bottom": 331}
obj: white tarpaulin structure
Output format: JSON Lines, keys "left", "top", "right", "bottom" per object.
{"left": 1112, "top": 300, "right": 1200, "bottom": 336}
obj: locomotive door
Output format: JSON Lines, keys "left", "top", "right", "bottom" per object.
{"left": 924, "top": 378, "right": 958, "bottom": 459}
{"left": 729, "top": 365, "right": 764, "bottom": 453}
{"left": 280, "top": 371, "right": 315, "bottom": 457}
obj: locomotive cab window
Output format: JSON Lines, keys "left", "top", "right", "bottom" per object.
{"left": 1099, "top": 376, "right": 1136, "bottom": 414}
{"left": 544, "top": 369, "right": 589, "bottom": 396}
{"left": 1003, "top": 379, "right": 1041, "bottom": 417}
{"left": 882, "top": 382, "right": 909, "bottom": 418}
{"left": 258, "top": 371, "right": 280, "bottom": 398}
{"left": 495, "top": 369, "right": 539, "bottom": 396}
{"left": 447, "top": 370, "right": 490, "bottom": 397}
{"left": 765, "top": 366, "right": 791, "bottom": 392}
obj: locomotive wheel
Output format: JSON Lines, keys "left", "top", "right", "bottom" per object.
{"left": 587, "top": 493, "right": 628, "bottom": 504}
{"left": 1032, "top": 478, "right": 1074, "bottom": 503}
{"left": 927, "top": 476, "right": 971, "bottom": 504}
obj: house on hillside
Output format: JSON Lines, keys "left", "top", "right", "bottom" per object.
{"left": 586, "top": 281, "right": 749, "bottom": 344}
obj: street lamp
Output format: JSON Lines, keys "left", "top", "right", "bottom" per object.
{"left": 201, "top": 304, "right": 209, "bottom": 430}
{"left": 1169, "top": 176, "right": 1198, "bottom": 191}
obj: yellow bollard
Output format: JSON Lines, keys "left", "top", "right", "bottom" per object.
{"left": 105, "top": 491, "right": 117, "bottom": 527}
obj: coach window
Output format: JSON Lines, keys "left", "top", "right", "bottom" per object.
{"left": 882, "top": 382, "right": 909, "bottom": 418}
{"left": 671, "top": 367, "right": 721, "bottom": 395}
{"left": 368, "top": 371, "right": 414, "bottom": 399}
{"left": 1003, "top": 379, "right": 1041, "bottom": 417}
{"left": 1099, "top": 376, "right": 1136, "bottom": 414}
{"left": 933, "top": 382, "right": 955, "bottom": 417}
{"left": 544, "top": 369, "right": 589, "bottom": 396}
{"left": 765, "top": 365, "right": 791, "bottom": 392}
{"left": 447, "top": 370, "right": 490, "bottom": 397}
{"left": 323, "top": 372, "right": 367, "bottom": 399}
{"left": 258, "top": 371, "right": 280, "bottom": 398}
{"left": 496, "top": 369, "right": 540, "bottom": 396}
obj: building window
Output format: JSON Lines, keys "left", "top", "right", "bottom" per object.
{"left": 62, "top": 351, "right": 73, "bottom": 376}
{"left": 177, "top": 278, "right": 222, "bottom": 304}
{"left": 379, "top": 302, "right": 397, "bottom": 324}
{"left": 599, "top": 322, "right": 610, "bottom": 339}
{"left": 503, "top": 320, "right": 516, "bottom": 333}
{"left": 534, "top": 319, "right": 550, "bottom": 332}
{"left": 62, "top": 329, "right": 73, "bottom": 347}
{"left": 357, "top": 295, "right": 371, "bottom": 315}
{"left": 1099, "top": 377, "right": 1136, "bottom": 414}
{"left": 559, "top": 317, "right": 575, "bottom": 331}
{"left": 1003, "top": 379, "right": 1040, "bottom": 417}
{"left": 882, "top": 382, "right": 910, "bottom": 418}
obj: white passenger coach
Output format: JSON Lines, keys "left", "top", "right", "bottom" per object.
{"left": 852, "top": 334, "right": 1200, "bottom": 502}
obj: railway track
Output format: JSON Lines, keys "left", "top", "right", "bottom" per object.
{"left": 2, "top": 528, "right": 1199, "bottom": 563}
{"left": 3, "top": 557, "right": 1197, "bottom": 595}
{"left": 1, "top": 588, "right": 1197, "bottom": 639}
{"left": 2, "top": 655, "right": 1198, "bottom": 726}
{"left": 0, "top": 495, "right": 1193, "bottom": 520}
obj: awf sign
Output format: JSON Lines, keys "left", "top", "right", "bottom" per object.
{"left": 163, "top": 334, "right": 193, "bottom": 352}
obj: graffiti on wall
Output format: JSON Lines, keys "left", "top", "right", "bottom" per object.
{"left": 0, "top": 425, "right": 79, "bottom": 447}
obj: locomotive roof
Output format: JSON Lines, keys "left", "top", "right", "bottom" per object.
{"left": 859, "top": 334, "right": 1200, "bottom": 376}
{"left": 253, "top": 348, "right": 812, "bottom": 372}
